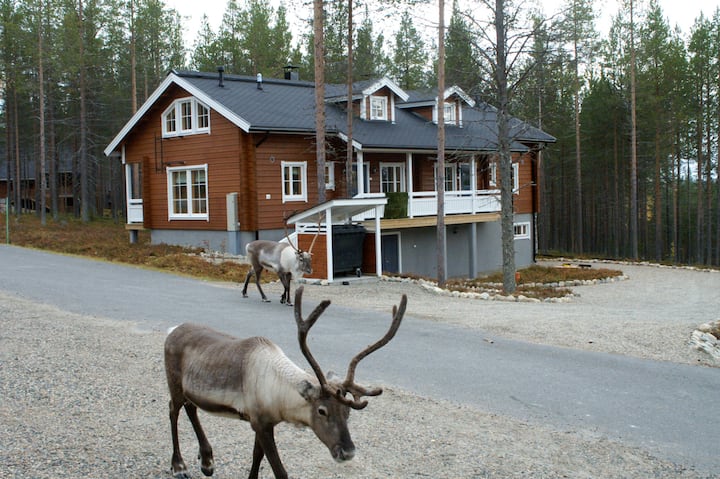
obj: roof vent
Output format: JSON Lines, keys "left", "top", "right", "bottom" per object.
{"left": 256, "top": 73, "right": 263, "bottom": 90}
{"left": 217, "top": 66, "right": 224, "bottom": 88}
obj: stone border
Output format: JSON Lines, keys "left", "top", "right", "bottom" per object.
{"left": 378, "top": 273, "right": 628, "bottom": 303}
{"left": 690, "top": 321, "right": 720, "bottom": 360}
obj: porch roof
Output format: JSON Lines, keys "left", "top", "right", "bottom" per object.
{"left": 285, "top": 197, "right": 388, "bottom": 225}
{"left": 286, "top": 197, "right": 388, "bottom": 283}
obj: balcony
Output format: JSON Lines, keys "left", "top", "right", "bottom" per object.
{"left": 353, "top": 190, "right": 501, "bottom": 221}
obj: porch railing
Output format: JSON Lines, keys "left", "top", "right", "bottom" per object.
{"left": 353, "top": 190, "right": 501, "bottom": 221}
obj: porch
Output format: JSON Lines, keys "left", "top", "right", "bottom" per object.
{"left": 347, "top": 150, "right": 502, "bottom": 221}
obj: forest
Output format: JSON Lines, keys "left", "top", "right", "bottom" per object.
{"left": 1, "top": 0, "right": 719, "bottom": 266}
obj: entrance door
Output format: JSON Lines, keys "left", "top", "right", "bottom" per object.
{"left": 381, "top": 233, "right": 400, "bottom": 273}
{"left": 125, "top": 163, "right": 143, "bottom": 223}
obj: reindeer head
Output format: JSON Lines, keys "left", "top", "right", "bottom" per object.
{"left": 284, "top": 221, "right": 319, "bottom": 278}
{"left": 295, "top": 250, "right": 313, "bottom": 276}
{"left": 293, "top": 286, "right": 407, "bottom": 462}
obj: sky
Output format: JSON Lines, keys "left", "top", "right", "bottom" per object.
{"left": 165, "top": 0, "right": 718, "bottom": 49}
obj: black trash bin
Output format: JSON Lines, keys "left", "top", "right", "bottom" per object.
{"left": 332, "top": 224, "right": 367, "bottom": 276}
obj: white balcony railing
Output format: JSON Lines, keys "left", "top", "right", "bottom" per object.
{"left": 353, "top": 190, "right": 501, "bottom": 221}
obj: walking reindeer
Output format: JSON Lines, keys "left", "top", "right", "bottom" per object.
{"left": 164, "top": 286, "right": 407, "bottom": 479}
{"left": 242, "top": 228, "right": 319, "bottom": 305}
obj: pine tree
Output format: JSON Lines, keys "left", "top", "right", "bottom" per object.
{"left": 445, "top": 0, "right": 478, "bottom": 94}
{"left": 390, "top": 10, "right": 429, "bottom": 90}
{"left": 353, "top": 7, "right": 387, "bottom": 80}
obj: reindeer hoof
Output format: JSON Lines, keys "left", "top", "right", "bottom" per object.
{"left": 201, "top": 464, "right": 214, "bottom": 477}
{"left": 172, "top": 471, "right": 191, "bottom": 479}
{"left": 242, "top": 293, "right": 248, "bottom": 298}
{"left": 262, "top": 298, "right": 271, "bottom": 303}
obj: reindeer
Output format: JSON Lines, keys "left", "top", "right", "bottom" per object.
{"left": 164, "top": 285, "right": 407, "bottom": 479}
{"left": 241, "top": 229, "right": 318, "bottom": 305}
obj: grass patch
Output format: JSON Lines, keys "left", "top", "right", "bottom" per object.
{"left": 395, "top": 264, "right": 624, "bottom": 300}
{"left": 1, "top": 214, "right": 260, "bottom": 283}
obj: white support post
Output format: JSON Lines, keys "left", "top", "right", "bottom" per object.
{"left": 406, "top": 152, "right": 414, "bottom": 218}
{"left": 357, "top": 151, "right": 365, "bottom": 196}
{"left": 470, "top": 155, "right": 477, "bottom": 214}
{"left": 375, "top": 214, "right": 382, "bottom": 277}
{"left": 325, "top": 209, "right": 334, "bottom": 282}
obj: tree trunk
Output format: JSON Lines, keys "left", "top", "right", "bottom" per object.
{"left": 13, "top": 87, "right": 20, "bottom": 217}
{"left": 345, "top": 0, "right": 353, "bottom": 198}
{"left": 130, "top": 0, "right": 137, "bottom": 114}
{"left": 573, "top": 28, "right": 583, "bottom": 254}
{"left": 313, "top": 0, "right": 326, "bottom": 204}
{"left": 654, "top": 124, "right": 662, "bottom": 260}
{"left": 495, "top": 0, "right": 516, "bottom": 293}
{"left": 436, "top": 0, "right": 447, "bottom": 287}
{"left": 629, "top": 0, "right": 638, "bottom": 260}
{"left": 78, "top": 0, "right": 90, "bottom": 222}
{"left": 38, "top": 0, "right": 47, "bottom": 225}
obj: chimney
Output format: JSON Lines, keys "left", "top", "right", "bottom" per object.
{"left": 217, "top": 66, "right": 224, "bottom": 88}
{"left": 256, "top": 73, "right": 263, "bottom": 90}
{"left": 283, "top": 65, "right": 299, "bottom": 81}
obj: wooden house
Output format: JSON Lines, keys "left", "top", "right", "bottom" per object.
{"left": 104, "top": 69, "right": 555, "bottom": 281}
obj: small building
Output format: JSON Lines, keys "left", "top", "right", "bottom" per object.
{"left": 104, "top": 69, "right": 555, "bottom": 281}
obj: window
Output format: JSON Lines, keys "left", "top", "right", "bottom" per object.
{"left": 370, "top": 95, "right": 388, "bottom": 120}
{"left": 443, "top": 102, "right": 456, "bottom": 123}
{"left": 514, "top": 222, "right": 530, "bottom": 240}
{"left": 351, "top": 163, "right": 370, "bottom": 197}
{"left": 197, "top": 103, "right": 209, "bottom": 129}
{"left": 325, "top": 162, "right": 335, "bottom": 190}
{"left": 162, "top": 97, "right": 211, "bottom": 137}
{"left": 167, "top": 165, "right": 208, "bottom": 220}
{"left": 488, "top": 161, "right": 519, "bottom": 193}
{"left": 282, "top": 161, "right": 307, "bottom": 202}
{"left": 436, "top": 163, "right": 472, "bottom": 191}
{"left": 380, "top": 163, "right": 405, "bottom": 193}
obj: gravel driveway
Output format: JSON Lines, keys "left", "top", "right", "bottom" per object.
{"left": 1, "top": 259, "right": 718, "bottom": 478}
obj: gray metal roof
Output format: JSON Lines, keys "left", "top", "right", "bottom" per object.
{"left": 105, "top": 70, "right": 555, "bottom": 156}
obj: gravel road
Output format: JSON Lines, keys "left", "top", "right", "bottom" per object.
{"left": 1, "top": 258, "right": 718, "bottom": 478}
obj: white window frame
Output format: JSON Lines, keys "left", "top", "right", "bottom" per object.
{"left": 513, "top": 221, "right": 531, "bottom": 240}
{"left": 282, "top": 161, "right": 308, "bottom": 203}
{"left": 167, "top": 164, "right": 209, "bottom": 220}
{"left": 380, "top": 162, "right": 406, "bottom": 193}
{"left": 488, "top": 161, "right": 519, "bottom": 193}
{"left": 370, "top": 95, "right": 388, "bottom": 121}
{"left": 435, "top": 163, "right": 472, "bottom": 192}
{"left": 325, "top": 162, "right": 335, "bottom": 190}
{"left": 434, "top": 100, "right": 459, "bottom": 126}
{"left": 162, "top": 97, "right": 211, "bottom": 137}
{"left": 443, "top": 102, "right": 456, "bottom": 123}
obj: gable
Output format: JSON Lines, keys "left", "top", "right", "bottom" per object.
{"left": 104, "top": 72, "right": 252, "bottom": 157}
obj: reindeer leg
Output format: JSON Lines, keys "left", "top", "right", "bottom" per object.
{"left": 184, "top": 403, "right": 214, "bottom": 477}
{"left": 168, "top": 399, "right": 190, "bottom": 479}
{"left": 253, "top": 268, "right": 270, "bottom": 302}
{"left": 279, "top": 272, "right": 292, "bottom": 305}
{"left": 242, "top": 268, "right": 254, "bottom": 298}
{"left": 251, "top": 423, "right": 288, "bottom": 479}
{"left": 248, "top": 434, "right": 265, "bottom": 479}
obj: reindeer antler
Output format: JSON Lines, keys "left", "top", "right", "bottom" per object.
{"left": 342, "top": 294, "right": 407, "bottom": 407}
{"left": 294, "top": 287, "right": 407, "bottom": 410}
{"left": 283, "top": 221, "right": 301, "bottom": 253}
{"left": 294, "top": 286, "right": 332, "bottom": 390}
{"left": 306, "top": 215, "right": 322, "bottom": 255}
